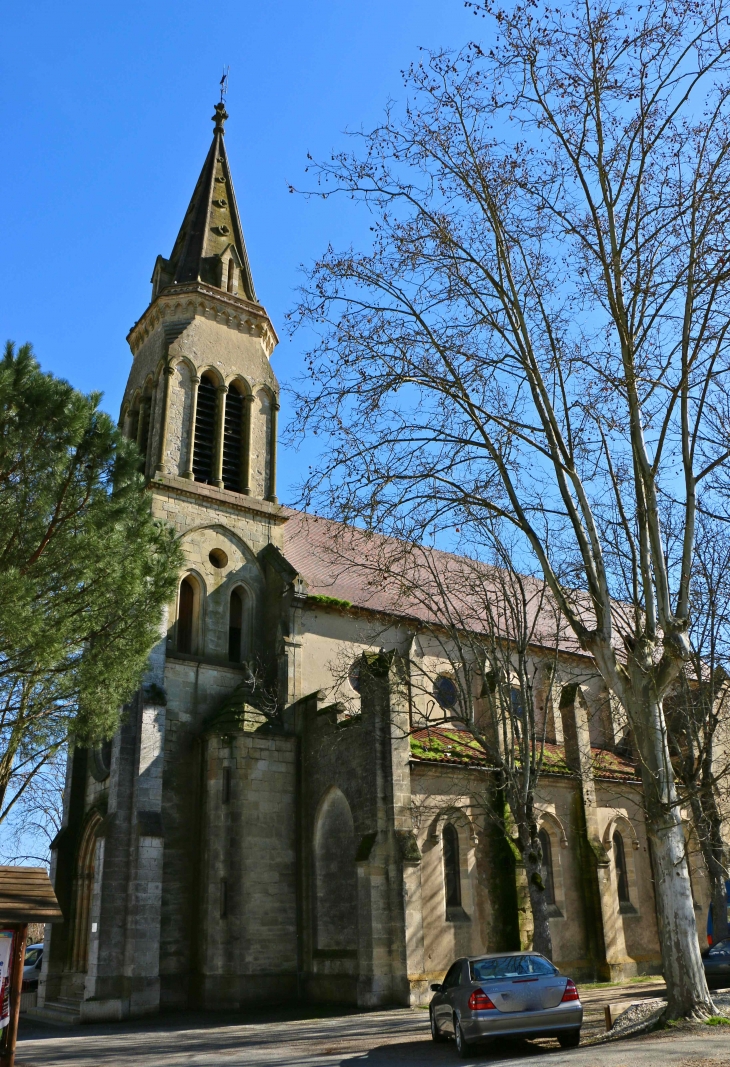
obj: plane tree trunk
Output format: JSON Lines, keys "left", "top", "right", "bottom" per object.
{"left": 518, "top": 823, "right": 552, "bottom": 960}
{"left": 607, "top": 654, "right": 715, "bottom": 1017}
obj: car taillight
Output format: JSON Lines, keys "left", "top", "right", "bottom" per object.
{"left": 561, "top": 979, "right": 580, "bottom": 1002}
{"left": 468, "top": 988, "right": 496, "bottom": 1010}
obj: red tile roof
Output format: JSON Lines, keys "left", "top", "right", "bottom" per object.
{"left": 282, "top": 510, "right": 588, "bottom": 656}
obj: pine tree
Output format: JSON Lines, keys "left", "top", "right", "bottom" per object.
{"left": 0, "top": 342, "right": 182, "bottom": 823}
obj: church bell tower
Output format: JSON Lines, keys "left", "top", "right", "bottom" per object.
{"left": 36, "top": 103, "right": 297, "bottom": 1022}
{"left": 121, "top": 101, "right": 280, "bottom": 502}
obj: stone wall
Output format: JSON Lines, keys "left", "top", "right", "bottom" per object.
{"left": 196, "top": 715, "right": 298, "bottom": 1009}
{"left": 297, "top": 652, "right": 415, "bottom": 1007}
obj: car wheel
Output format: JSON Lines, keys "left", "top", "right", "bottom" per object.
{"left": 430, "top": 1008, "right": 447, "bottom": 1043}
{"left": 557, "top": 1029, "right": 581, "bottom": 1048}
{"left": 454, "top": 1014, "right": 472, "bottom": 1058}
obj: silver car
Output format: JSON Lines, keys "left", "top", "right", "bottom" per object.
{"left": 429, "top": 952, "right": 583, "bottom": 1057}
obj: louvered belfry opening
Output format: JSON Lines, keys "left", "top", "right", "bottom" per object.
{"left": 222, "top": 385, "right": 244, "bottom": 492}
{"left": 192, "top": 375, "right": 217, "bottom": 483}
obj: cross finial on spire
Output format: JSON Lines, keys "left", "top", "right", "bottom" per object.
{"left": 212, "top": 101, "right": 228, "bottom": 132}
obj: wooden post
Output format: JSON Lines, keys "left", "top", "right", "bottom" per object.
{"left": 0, "top": 924, "right": 27, "bottom": 1067}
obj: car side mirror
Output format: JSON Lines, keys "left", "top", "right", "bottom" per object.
{"left": 430, "top": 983, "right": 443, "bottom": 993}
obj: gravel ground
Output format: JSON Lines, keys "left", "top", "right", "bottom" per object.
{"left": 13, "top": 982, "right": 730, "bottom": 1066}
{"left": 593, "top": 991, "right": 730, "bottom": 1043}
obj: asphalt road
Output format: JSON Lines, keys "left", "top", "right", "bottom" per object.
{"left": 15, "top": 1002, "right": 730, "bottom": 1067}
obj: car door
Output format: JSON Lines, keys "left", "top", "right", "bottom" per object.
{"left": 436, "top": 960, "right": 464, "bottom": 1032}
{"left": 705, "top": 937, "right": 730, "bottom": 986}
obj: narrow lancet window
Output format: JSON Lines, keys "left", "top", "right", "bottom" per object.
{"left": 227, "top": 259, "right": 235, "bottom": 293}
{"left": 177, "top": 577, "right": 196, "bottom": 654}
{"left": 192, "top": 375, "right": 217, "bottom": 483}
{"left": 228, "top": 588, "right": 243, "bottom": 663}
{"left": 613, "top": 831, "right": 630, "bottom": 904}
{"left": 538, "top": 828, "right": 556, "bottom": 906}
{"left": 443, "top": 823, "right": 461, "bottom": 907}
{"left": 222, "top": 385, "right": 244, "bottom": 492}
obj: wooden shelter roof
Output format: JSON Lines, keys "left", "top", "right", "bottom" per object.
{"left": 0, "top": 867, "right": 63, "bottom": 924}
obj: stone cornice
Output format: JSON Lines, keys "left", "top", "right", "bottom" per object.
{"left": 127, "top": 282, "right": 279, "bottom": 359}
{"left": 149, "top": 473, "right": 289, "bottom": 524}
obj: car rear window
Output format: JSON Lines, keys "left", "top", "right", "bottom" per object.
{"left": 470, "top": 955, "right": 557, "bottom": 981}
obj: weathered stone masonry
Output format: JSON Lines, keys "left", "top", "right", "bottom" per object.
{"left": 36, "top": 102, "right": 712, "bottom": 1025}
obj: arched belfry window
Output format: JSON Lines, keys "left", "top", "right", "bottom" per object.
{"left": 222, "top": 384, "right": 244, "bottom": 492}
{"left": 228, "top": 588, "right": 244, "bottom": 663}
{"left": 443, "top": 823, "right": 461, "bottom": 908}
{"left": 138, "top": 395, "right": 152, "bottom": 465}
{"left": 538, "top": 828, "right": 556, "bottom": 906}
{"left": 613, "top": 831, "right": 630, "bottom": 905}
{"left": 192, "top": 375, "right": 217, "bottom": 484}
{"left": 177, "top": 576, "right": 197, "bottom": 654}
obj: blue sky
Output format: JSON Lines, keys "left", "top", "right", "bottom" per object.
{"left": 1, "top": 0, "right": 478, "bottom": 503}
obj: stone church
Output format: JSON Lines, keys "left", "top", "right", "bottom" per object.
{"left": 37, "top": 103, "right": 711, "bottom": 1024}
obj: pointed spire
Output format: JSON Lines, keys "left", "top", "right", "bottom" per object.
{"left": 151, "top": 103, "right": 258, "bottom": 303}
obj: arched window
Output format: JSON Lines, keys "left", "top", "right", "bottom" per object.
{"left": 613, "top": 831, "right": 630, "bottom": 904}
{"left": 228, "top": 588, "right": 244, "bottom": 663}
{"left": 127, "top": 400, "right": 140, "bottom": 443}
{"left": 177, "top": 576, "right": 196, "bottom": 654}
{"left": 434, "top": 675, "right": 458, "bottom": 711}
{"left": 443, "top": 823, "right": 461, "bottom": 907}
{"left": 137, "top": 394, "right": 152, "bottom": 467}
{"left": 227, "top": 259, "right": 235, "bottom": 293}
{"left": 538, "top": 828, "right": 556, "bottom": 906}
{"left": 192, "top": 375, "right": 217, "bottom": 484}
{"left": 222, "top": 384, "right": 244, "bottom": 492}
{"left": 314, "top": 788, "right": 357, "bottom": 952}
{"left": 348, "top": 660, "right": 361, "bottom": 692}
{"left": 510, "top": 686, "right": 524, "bottom": 739}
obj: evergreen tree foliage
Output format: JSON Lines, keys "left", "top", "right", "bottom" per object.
{"left": 0, "top": 342, "right": 182, "bottom": 821}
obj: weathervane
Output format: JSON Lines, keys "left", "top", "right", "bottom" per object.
{"left": 219, "top": 66, "right": 229, "bottom": 103}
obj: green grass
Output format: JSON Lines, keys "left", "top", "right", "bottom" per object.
{"left": 705, "top": 1015, "right": 730, "bottom": 1026}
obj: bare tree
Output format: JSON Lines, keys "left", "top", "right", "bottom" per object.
{"left": 667, "top": 514, "right": 730, "bottom": 943}
{"left": 399, "top": 533, "right": 565, "bottom": 960}
{"left": 0, "top": 746, "right": 65, "bottom": 867}
{"left": 290, "top": 0, "right": 730, "bottom": 1015}
{"left": 306, "top": 512, "right": 604, "bottom": 961}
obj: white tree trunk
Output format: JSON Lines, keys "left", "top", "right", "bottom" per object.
{"left": 628, "top": 693, "right": 715, "bottom": 1017}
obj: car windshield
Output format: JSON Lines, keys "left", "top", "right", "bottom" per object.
{"left": 24, "top": 949, "right": 42, "bottom": 967}
{"left": 470, "top": 955, "right": 557, "bottom": 981}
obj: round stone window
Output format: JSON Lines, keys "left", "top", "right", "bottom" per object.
{"left": 89, "top": 738, "right": 113, "bottom": 782}
{"left": 209, "top": 549, "right": 228, "bottom": 569}
{"left": 348, "top": 661, "right": 361, "bottom": 693}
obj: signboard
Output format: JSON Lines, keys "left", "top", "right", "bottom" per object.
{"left": 0, "top": 931, "right": 14, "bottom": 1028}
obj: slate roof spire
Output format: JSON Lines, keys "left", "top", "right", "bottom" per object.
{"left": 151, "top": 102, "right": 258, "bottom": 303}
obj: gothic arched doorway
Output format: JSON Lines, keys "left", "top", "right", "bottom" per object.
{"left": 68, "top": 810, "right": 103, "bottom": 974}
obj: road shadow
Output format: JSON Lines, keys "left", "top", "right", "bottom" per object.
{"left": 336, "top": 1036, "right": 574, "bottom": 1065}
